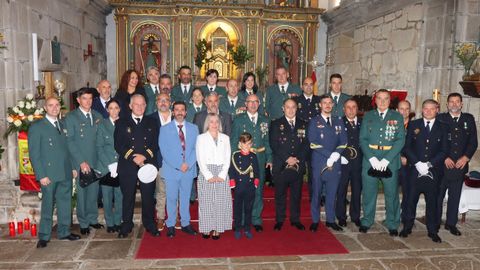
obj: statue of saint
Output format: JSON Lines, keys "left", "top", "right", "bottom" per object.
{"left": 141, "top": 36, "right": 161, "bottom": 72}
{"left": 276, "top": 42, "right": 292, "bottom": 71}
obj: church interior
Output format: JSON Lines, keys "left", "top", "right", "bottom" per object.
{"left": 0, "top": 0, "right": 480, "bottom": 268}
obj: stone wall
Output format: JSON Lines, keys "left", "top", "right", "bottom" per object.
{"left": 0, "top": 0, "right": 110, "bottom": 223}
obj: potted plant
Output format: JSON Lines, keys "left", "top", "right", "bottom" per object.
{"left": 455, "top": 42, "right": 479, "bottom": 81}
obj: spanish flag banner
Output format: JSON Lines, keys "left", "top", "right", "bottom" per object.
{"left": 18, "top": 131, "right": 40, "bottom": 192}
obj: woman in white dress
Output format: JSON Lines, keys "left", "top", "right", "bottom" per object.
{"left": 196, "top": 113, "right": 232, "bottom": 240}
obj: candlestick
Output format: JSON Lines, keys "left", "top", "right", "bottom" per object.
{"left": 9, "top": 222, "right": 15, "bottom": 237}
{"left": 24, "top": 218, "right": 30, "bottom": 230}
{"left": 17, "top": 221, "right": 23, "bottom": 234}
{"left": 31, "top": 223, "right": 37, "bottom": 237}
{"left": 433, "top": 89, "right": 440, "bottom": 102}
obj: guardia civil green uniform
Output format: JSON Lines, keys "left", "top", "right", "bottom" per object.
{"left": 144, "top": 84, "right": 159, "bottom": 116}
{"left": 265, "top": 84, "right": 302, "bottom": 120}
{"left": 28, "top": 117, "right": 72, "bottom": 241}
{"left": 219, "top": 95, "right": 246, "bottom": 120}
{"left": 200, "top": 85, "right": 227, "bottom": 98}
{"left": 96, "top": 118, "right": 122, "bottom": 228}
{"left": 65, "top": 108, "right": 102, "bottom": 229}
{"left": 359, "top": 109, "right": 405, "bottom": 230}
{"left": 231, "top": 113, "right": 272, "bottom": 226}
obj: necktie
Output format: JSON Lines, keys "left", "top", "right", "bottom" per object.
{"left": 178, "top": 124, "right": 186, "bottom": 154}
{"left": 183, "top": 86, "right": 187, "bottom": 95}
{"left": 326, "top": 117, "right": 331, "bottom": 126}
{"left": 380, "top": 112, "right": 384, "bottom": 120}
{"left": 426, "top": 121, "right": 431, "bottom": 134}
{"left": 453, "top": 117, "right": 458, "bottom": 123}
{"left": 248, "top": 90, "right": 252, "bottom": 95}
{"left": 334, "top": 96, "right": 338, "bottom": 104}
{"left": 54, "top": 120, "right": 61, "bottom": 134}
{"left": 196, "top": 107, "right": 200, "bottom": 112}
{"left": 251, "top": 116, "right": 256, "bottom": 125}
{"left": 210, "top": 87, "right": 213, "bottom": 92}
{"left": 135, "top": 117, "right": 141, "bottom": 125}
{"left": 281, "top": 85, "right": 285, "bottom": 94}
{"left": 289, "top": 120, "right": 295, "bottom": 130}
{"left": 350, "top": 120, "right": 355, "bottom": 128}
{"left": 306, "top": 98, "right": 311, "bottom": 104}
{"left": 86, "top": 113, "right": 92, "bottom": 126}
{"left": 155, "top": 86, "right": 159, "bottom": 95}
{"left": 231, "top": 100, "right": 235, "bottom": 108}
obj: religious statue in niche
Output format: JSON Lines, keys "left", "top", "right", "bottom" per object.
{"left": 275, "top": 41, "right": 292, "bottom": 72}
{"left": 51, "top": 36, "right": 61, "bottom": 65}
{"left": 140, "top": 35, "right": 161, "bottom": 74}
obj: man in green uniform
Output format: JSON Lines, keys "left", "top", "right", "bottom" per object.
{"left": 200, "top": 69, "right": 227, "bottom": 98}
{"left": 65, "top": 88, "right": 104, "bottom": 235}
{"left": 265, "top": 67, "right": 302, "bottom": 121}
{"left": 171, "top": 66, "right": 194, "bottom": 103}
{"left": 359, "top": 89, "right": 405, "bottom": 236}
{"left": 29, "top": 97, "right": 81, "bottom": 248}
{"left": 219, "top": 79, "right": 246, "bottom": 120}
{"left": 231, "top": 94, "right": 272, "bottom": 232}
{"left": 144, "top": 66, "right": 161, "bottom": 115}
{"left": 328, "top": 73, "right": 351, "bottom": 117}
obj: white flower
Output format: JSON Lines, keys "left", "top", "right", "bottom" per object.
{"left": 18, "top": 101, "right": 25, "bottom": 108}
{"left": 26, "top": 94, "right": 34, "bottom": 100}
{"left": 31, "top": 101, "right": 36, "bottom": 107}
{"left": 13, "top": 119, "right": 22, "bottom": 127}
{"left": 34, "top": 109, "right": 41, "bottom": 116}
{"left": 25, "top": 103, "right": 32, "bottom": 109}
{"left": 12, "top": 106, "right": 19, "bottom": 113}
{"left": 7, "top": 116, "right": 13, "bottom": 123}
{"left": 18, "top": 112, "right": 24, "bottom": 117}
{"left": 27, "top": 115, "right": 34, "bottom": 122}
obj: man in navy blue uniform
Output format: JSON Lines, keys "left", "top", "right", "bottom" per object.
{"left": 400, "top": 99, "right": 448, "bottom": 243}
{"left": 308, "top": 95, "right": 347, "bottom": 232}
{"left": 396, "top": 100, "right": 412, "bottom": 225}
{"left": 270, "top": 98, "right": 309, "bottom": 231}
{"left": 437, "top": 92, "right": 478, "bottom": 236}
{"left": 336, "top": 99, "right": 362, "bottom": 228}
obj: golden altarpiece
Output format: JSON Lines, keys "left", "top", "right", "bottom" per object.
{"left": 109, "top": 0, "right": 324, "bottom": 85}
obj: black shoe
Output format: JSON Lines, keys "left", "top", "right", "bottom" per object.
{"left": 273, "top": 222, "right": 283, "bottom": 231}
{"left": 98, "top": 201, "right": 103, "bottom": 209}
{"left": 90, "top": 223, "right": 104, "bottom": 229}
{"left": 445, "top": 224, "right": 461, "bottom": 236}
{"left": 107, "top": 226, "right": 116, "bottom": 233}
{"left": 166, "top": 227, "right": 175, "bottom": 238}
{"left": 253, "top": 225, "right": 263, "bottom": 232}
{"left": 146, "top": 229, "right": 160, "bottom": 237}
{"left": 37, "top": 240, "right": 48, "bottom": 248}
{"left": 326, "top": 222, "right": 343, "bottom": 231}
{"left": 202, "top": 233, "right": 210, "bottom": 239}
{"left": 338, "top": 220, "right": 347, "bottom": 227}
{"left": 352, "top": 220, "right": 361, "bottom": 227}
{"left": 212, "top": 234, "right": 220, "bottom": 240}
{"left": 60, "top": 234, "right": 81, "bottom": 241}
{"left": 80, "top": 228, "right": 90, "bottom": 235}
{"left": 389, "top": 230, "right": 398, "bottom": 237}
{"left": 310, "top": 223, "right": 319, "bottom": 232}
{"left": 291, "top": 222, "right": 305, "bottom": 231}
{"left": 428, "top": 233, "right": 442, "bottom": 243}
{"left": 181, "top": 225, "right": 197, "bottom": 235}
{"left": 117, "top": 232, "right": 128, "bottom": 238}
{"left": 399, "top": 228, "right": 412, "bottom": 238}
{"left": 359, "top": 226, "right": 369, "bottom": 233}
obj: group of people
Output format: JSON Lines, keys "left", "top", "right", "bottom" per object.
{"left": 28, "top": 64, "right": 477, "bottom": 249}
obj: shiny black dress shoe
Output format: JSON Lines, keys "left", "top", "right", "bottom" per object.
{"left": 80, "top": 228, "right": 90, "bottom": 235}
{"left": 326, "top": 222, "right": 343, "bottom": 231}
{"left": 166, "top": 227, "right": 175, "bottom": 238}
{"left": 253, "top": 225, "right": 263, "bottom": 232}
{"left": 291, "top": 222, "right": 305, "bottom": 231}
{"left": 399, "top": 228, "right": 412, "bottom": 238}
{"left": 90, "top": 223, "right": 104, "bottom": 229}
{"left": 389, "top": 230, "right": 398, "bottom": 237}
{"left": 114, "top": 225, "right": 121, "bottom": 232}
{"left": 60, "top": 234, "right": 81, "bottom": 241}
{"left": 37, "top": 240, "right": 48, "bottom": 248}
{"left": 146, "top": 229, "right": 160, "bottom": 237}
{"left": 338, "top": 220, "right": 347, "bottom": 227}
{"left": 181, "top": 225, "right": 197, "bottom": 235}
{"left": 107, "top": 226, "right": 116, "bottom": 233}
{"left": 428, "top": 233, "right": 442, "bottom": 243}
{"left": 117, "top": 232, "right": 128, "bottom": 238}
{"left": 202, "top": 233, "right": 210, "bottom": 239}
{"left": 359, "top": 226, "right": 369, "bottom": 233}
{"left": 212, "top": 234, "right": 220, "bottom": 240}
{"left": 273, "top": 222, "right": 283, "bottom": 231}
{"left": 309, "top": 223, "right": 319, "bottom": 232}
{"left": 445, "top": 224, "right": 461, "bottom": 236}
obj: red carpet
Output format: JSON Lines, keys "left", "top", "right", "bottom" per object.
{"left": 136, "top": 185, "right": 349, "bottom": 259}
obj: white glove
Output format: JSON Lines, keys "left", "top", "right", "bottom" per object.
{"left": 108, "top": 162, "right": 118, "bottom": 178}
{"left": 378, "top": 159, "right": 390, "bottom": 172}
{"left": 326, "top": 158, "right": 334, "bottom": 168}
{"left": 329, "top": 152, "right": 341, "bottom": 162}
{"left": 415, "top": 161, "right": 429, "bottom": 176}
{"left": 369, "top": 157, "right": 380, "bottom": 170}
{"left": 341, "top": 156, "right": 349, "bottom": 165}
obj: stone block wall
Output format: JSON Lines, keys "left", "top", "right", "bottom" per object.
{"left": 0, "top": 0, "right": 109, "bottom": 223}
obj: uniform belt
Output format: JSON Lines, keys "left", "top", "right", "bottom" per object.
{"left": 369, "top": 144, "right": 392, "bottom": 150}
{"left": 251, "top": 147, "right": 265, "bottom": 153}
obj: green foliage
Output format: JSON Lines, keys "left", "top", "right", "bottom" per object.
{"left": 255, "top": 66, "right": 269, "bottom": 88}
{"left": 194, "top": 39, "right": 211, "bottom": 70}
{"left": 229, "top": 44, "right": 254, "bottom": 69}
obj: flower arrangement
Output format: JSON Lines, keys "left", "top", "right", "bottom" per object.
{"left": 4, "top": 94, "right": 44, "bottom": 138}
{"left": 454, "top": 42, "right": 480, "bottom": 79}
{"left": 229, "top": 45, "right": 254, "bottom": 70}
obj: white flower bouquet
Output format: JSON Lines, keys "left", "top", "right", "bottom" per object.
{"left": 4, "top": 94, "right": 44, "bottom": 138}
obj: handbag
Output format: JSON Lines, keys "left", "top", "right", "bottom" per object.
{"left": 79, "top": 169, "right": 102, "bottom": 188}
{"left": 367, "top": 166, "right": 392, "bottom": 178}
{"left": 99, "top": 172, "right": 120, "bottom": 187}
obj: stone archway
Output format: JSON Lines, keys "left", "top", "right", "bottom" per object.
{"left": 267, "top": 27, "right": 303, "bottom": 84}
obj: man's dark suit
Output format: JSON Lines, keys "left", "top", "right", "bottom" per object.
{"left": 192, "top": 110, "right": 232, "bottom": 136}
{"left": 269, "top": 116, "right": 308, "bottom": 224}
{"left": 403, "top": 118, "right": 448, "bottom": 234}
{"left": 92, "top": 97, "right": 109, "bottom": 118}
{"left": 336, "top": 117, "right": 363, "bottom": 224}
{"left": 114, "top": 115, "right": 159, "bottom": 234}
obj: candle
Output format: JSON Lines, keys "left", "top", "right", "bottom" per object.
{"left": 17, "top": 221, "right": 23, "bottom": 234}
{"left": 9, "top": 222, "right": 15, "bottom": 237}
{"left": 31, "top": 223, "right": 37, "bottom": 237}
{"left": 32, "top": 33, "right": 39, "bottom": 81}
{"left": 24, "top": 218, "right": 30, "bottom": 230}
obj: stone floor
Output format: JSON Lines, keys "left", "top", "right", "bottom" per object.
{"left": 2, "top": 200, "right": 480, "bottom": 270}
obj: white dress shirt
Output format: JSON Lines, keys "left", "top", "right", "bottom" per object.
{"left": 158, "top": 111, "right": 172, "bottom": 126}
{"left": 196, "top": 132, "right": 231, "bottom": 180}
{"left": 247, "top": 111, "right": 259, "bottom": 125}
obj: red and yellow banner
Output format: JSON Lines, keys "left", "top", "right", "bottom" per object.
{"left": 18, "top": 131, "right": 39, "bottom": 192}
